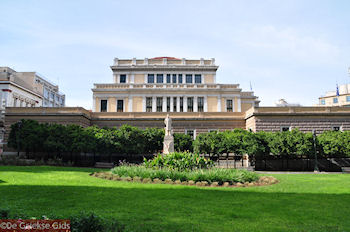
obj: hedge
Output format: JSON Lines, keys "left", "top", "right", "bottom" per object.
{"left": 7, "top": 120, "right": 350, "bottom": 158}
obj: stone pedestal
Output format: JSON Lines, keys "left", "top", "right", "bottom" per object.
{"left": 163, "top": 135, "right": 174, "bottom": 154}
{"left": 243, "top": 154, "right": 249, "bottom": 167}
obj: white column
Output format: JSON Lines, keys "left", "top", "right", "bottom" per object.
{"left": 194, "top": 96, "right": 198, "bottom": 112}
{"left": 184, "top": 96, "right": 188, "bottom": 112}
{"left": 130, "top": 74, "right": 134, "bottom": 84}
{"left": 176, "top": 96, "right": 180, "bottom": 112}
{"left": 162, "top": 96, "right": 166, "bottom": 112}
{"left": 144, "top": 74, "right": 147, "bottom": 83}
{"left": 237, "top": 97, "right": 241, "bottom": 112}
{"left": 204, "top": 96, "right": 208, "bottom": 112}
{"left": 92, "top": 95, "right": 96, "bottom": 112}
{"left": 217, "top": 96, "right": 221, "bottom": 112}
{"left": 141, "top": 97, "right": 145, "bottom": 112}
{"left": 170, "top": 97, "right": 174, "bottom": 112}
{"left": 233, "top": 98, "right": 236, "bottom": 112}
{"left": 152, "top": 96, "right": 156, "bottom": 112}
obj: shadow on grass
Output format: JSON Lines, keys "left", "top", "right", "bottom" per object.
{"left": 0, "top": 165, "right": 102, "bottom": 173}
{"left": 0, "top": 179, "right": 5, "bottom": 184}
{"left": 0, "top": 184, "right": 349, "bottom": 232}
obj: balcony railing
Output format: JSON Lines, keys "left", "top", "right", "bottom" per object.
{"left": 93, "top": 83, "right": 240, "bottom": 90}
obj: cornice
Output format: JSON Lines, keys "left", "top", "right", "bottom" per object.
{"left": 110, "top": 65, "right": 219, "bottom": 72}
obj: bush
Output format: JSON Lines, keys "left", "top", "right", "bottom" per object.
{"left": 143, "top": 152, "right": 214, "bottom": 171}
{"left": 174, "top": 133, "right": 193, "bottom": 152}
{"left": 112, "top": 165, "right": 259, "bottom": 184}
{"left": 8, "top": 120, "right": 164, "bottom": 156}
{"left": 318, "top": 131, "right": 350, "bottom": 157}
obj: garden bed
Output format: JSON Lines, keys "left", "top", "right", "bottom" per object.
{"left": 91, "top": 167, "right": 278, "bottom": 187}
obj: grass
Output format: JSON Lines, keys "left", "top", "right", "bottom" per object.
{"left": 0, "top": 166, "right": 349, "bottom": 232}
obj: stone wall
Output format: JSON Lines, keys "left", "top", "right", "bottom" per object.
{"left": 245, "top": 106, "right": 350, "bottom": 133}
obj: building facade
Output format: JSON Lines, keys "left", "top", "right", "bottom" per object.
{"left": 318, "top": 84, "right": 350, "bottom": 107}
{"left": 0, "top": 67, "right": 65, "bottom": 108}
{"left": 245, "top": 106, "right": 350, "bottom": 133}
{"left": 92, "top": 57, "right": 259, "bottom": 114}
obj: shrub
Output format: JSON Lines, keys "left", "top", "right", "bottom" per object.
{"left": 174, "top": 133, "right": 193, "bottom": 152}
{"left": 143, "top": 152, "right": 214, "bottom": 171}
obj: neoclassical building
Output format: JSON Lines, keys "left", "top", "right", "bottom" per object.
{"left": 0, "top": 67, "right": 65, "bottom": 108}
{"left": 92, "top": 57, "right": 259, "bottom": 114}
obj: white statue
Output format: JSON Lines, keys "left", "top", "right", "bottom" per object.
{"left": 163, "top": 114, "right": 174, "bottom": 154}
{"left": 164, "top": 114, "right": 172, "bottom": 136}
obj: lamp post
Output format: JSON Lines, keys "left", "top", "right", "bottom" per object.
{"left": 17, "top": 121, "right": 22, "bottom": 157}
{"left": 312, "top": 130, "right": 319, "bottom": 173}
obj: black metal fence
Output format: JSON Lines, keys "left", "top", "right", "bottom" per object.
{"left": 254, "top": 156, "right": 350, "bottom": 171}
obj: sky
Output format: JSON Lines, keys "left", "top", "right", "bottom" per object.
{"left": 1, "top": 0, "right": 350, "bottom": 109}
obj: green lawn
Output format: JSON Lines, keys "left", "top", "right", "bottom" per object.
{"left": 0, "top": 166, "right": 349, "bottom": 232}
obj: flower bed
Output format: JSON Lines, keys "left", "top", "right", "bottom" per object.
{"left": 111, "top": 165, "right": 258, "bottom": 184}
{"left": 92, "top": 169, "right": 278, "bottom": 187}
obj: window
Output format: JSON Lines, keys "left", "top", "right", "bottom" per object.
{"left": 198, "top": 97, "right": 204, "bottom": 112}
{"left": 173, "top": 97, "right": 177, "bottom": 112}
{"left": 187, "top": 97, "right": 194, "bottom": 112}
{"left": 166, "top": 74, "right": 171, "bottom": 83}
{"left": 100, "top": 100, "right": 107, "bottom": 112}
{"left": 146, "top": 97, "right": 152, "bottom": 112}
{"left": 13, "top": 98, "right": 17, "bottom": 107}
{"left": 50, "top": 92, "right": 54, "bottom": 100}
{"left": 156, "top": 97, "right": 163, "bottom": 112}
{"left": 333, "top": 98, "right": 338, "bottom": 103}
{"left": 120, "top": 74, "right": 126, "bottom": 83}
{"left": 147, "top": 74, "right": 154, "bottom": 83}
{"left": 320, "top": 99, "right": 325, "bottom": 105}
{"left": 117, "top": 100, "right": 123, "bottom": 112}
{"left": 172, "top": 74, "right": 177, "bottom": 83}
{"left": 195, "top": 74, "right": 202, "bottom": 84}
{"left": 167, "top": 97, "right": 171, "bottom": 112}
{"left": 332, "top": 126, "right": 342, "bottom": 131}
{"left": 347, "top": 96, "right": 350, "bottom": 102}
{"left": 281, "top": 126, "right": 291, "bottom": 132}
{"left": 186, "top": 129, "right": 195, "bottom": 139}
{"left": 156, "top": 74, "right": 163, "bottom": 83}
{"left": 186, "top": 74, "right": 193, "bottom": 83}
{"left": 44, "top": 88, "right": 49, "bottom": 98}
{"left": 226, "top": 99, "right": 233, "bottom": 112}
{"left": 178, "top": 74, "right": 183, "bottom": 84}
{"left": 180, "top": 97, "right": 183, "bottom": 112}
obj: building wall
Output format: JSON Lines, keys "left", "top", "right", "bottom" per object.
{"left": 207, "top": 96, "right": 218, "bottom": 112}
{"left": 132, "top": 97, "right": 143, "bottom": 112}
{"left": 108, "top": 97, "right": 116, "bottom": 112}
{"left": 245, "top": 106, "right": 350, "bottom": 134}
{"left": 134, "top": 74, "right": 144, "bottom": 84}
{"left": 203, "top": 74, "right": 214, "bottom": 83}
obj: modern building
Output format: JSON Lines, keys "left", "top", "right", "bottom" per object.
{"left": 318, "top": 84, "right": 350, "bottom": 107}
{"left": 0, "top": 67, "right": 65, "bottom": 108}
{"left": 92, "top": 57, "right": 259, "bottom": 114}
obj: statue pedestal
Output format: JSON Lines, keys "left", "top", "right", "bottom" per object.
{"left": 163, "top": 135, "right": 174, "bottom": 154}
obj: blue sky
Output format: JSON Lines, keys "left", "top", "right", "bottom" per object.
{"left": 1, "top": 0, "right": 349, "bottom": 109}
